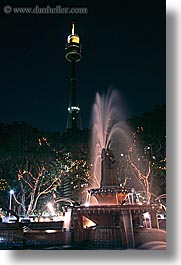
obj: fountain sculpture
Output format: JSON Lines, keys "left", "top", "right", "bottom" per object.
{"left": 88, "top": 89, "right": 132, "bottom": 205}
{"left": 88, "top": 147, "right": 130, "bottom": 205}
{"left": 70, "top": 89, "right": 164, "bottom": 249}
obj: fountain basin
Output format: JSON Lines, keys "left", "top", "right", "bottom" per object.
{"left": 88, "top": 188, "right": 131, "bottom": 205}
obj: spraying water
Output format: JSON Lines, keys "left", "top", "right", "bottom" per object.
{"left": 90, "top": 89, "right": 131, "bottom": 189}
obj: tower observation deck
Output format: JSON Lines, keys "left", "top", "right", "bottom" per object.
{"left": 65, "top": 22, "right": 82, "bottom": 130}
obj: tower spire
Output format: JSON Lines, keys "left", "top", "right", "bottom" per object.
{"left": 65, "top": 22, "right": 82, "bottom": 131}
{"left": 72, "top": 21, "right": 75, "bottom": 35}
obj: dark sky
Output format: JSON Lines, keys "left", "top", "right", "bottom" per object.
{"left": 0, "top": 0, "right": 165, "bottom": 132}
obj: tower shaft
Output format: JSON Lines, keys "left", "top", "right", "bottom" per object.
{"left": 70, "top": 61, "right": 78, "bottom": 129}
{"left": 65, "top": 22, "right": 82, "bottom": 131}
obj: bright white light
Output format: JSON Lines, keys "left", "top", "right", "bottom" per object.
{"left": 84, "top": 202, "right": 90, "bottom": 207}
{"left": 46, "top": 230, "right": 56, "bottom": 233}
{"left": 137, "top": 202, "right": 143, "bottom": 205}
{"left": 39, "top": 217, "right": 44, "bottom": 222}
{"left": 47, "top": 202, "right": 55, "bottom": 215}
{"left": 68, "top": 106, "right": 80, "bottom": 113}
{"left": 10, "top": 190, "right": 14, "bottom": 195}
{"left": 121, "top": 153, "right": 124, "bottom": 157}
{"left": 143, "top": 212, "right": 150, "bottom": 219}
{"left": 47, "top": 202, "right": 52, "bottom": 209}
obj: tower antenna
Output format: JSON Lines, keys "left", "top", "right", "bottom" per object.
{"left": 72, "top": 21, "right": 75, "bottom": 35}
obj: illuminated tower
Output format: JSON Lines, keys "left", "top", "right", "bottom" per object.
{"left": 65, "top": 22, "right": 82, "bottom": 130}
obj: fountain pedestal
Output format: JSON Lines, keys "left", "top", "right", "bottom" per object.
{"left": 89, "top": 148, "right": 131, "bottom": 205}
{"left": 88, "top": 188, "right": 130, "bottom": 205}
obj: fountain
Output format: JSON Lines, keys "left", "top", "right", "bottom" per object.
{"left": 88, "top": 89, "right": 132, "bottom": 205}
{"left": 70, "top": 89, "right": 165, "bottom": 249}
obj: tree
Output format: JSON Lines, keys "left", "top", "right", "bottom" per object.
{"left": 0, "top": 122, "right": 61, "bottom": 216}
{"left": 0, "top": 122, "right": 91, "bottom": 215}
{"left": 14, "top": 160, "right": 61, "bottom": 217}
{"left": 126, "top": 105, "right": 166, "bottom": 202}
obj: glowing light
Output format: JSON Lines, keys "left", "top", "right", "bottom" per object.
{"left": 47, "top": 202, "right": 55, "bottom": 215}
{"left": 10, "top": 190, "right": 14, "bottom": 195}
{"left": 83, "top": 217, "right": 96, "bottom": 228}
{"left": 143, "top": 212, "right": 150, "bottom": 219}
{"left": 70, "top": 35, "right": 79, "bottom": 42}
{"left": 68, "top": 106, "right": 80, "bottom": 112}
{"left": 0, "top": 179, "right": 8, "bottom": 191}
{"left": 47, "top": 202, "right": 52, "bottom": 208}
{"left": 46, "top": 230, "right": 56, "bottom": 233}
{"left": 39, "top": 217, "right": 44, "bottom": 222}
{"left": 84, "top": 202, "right": 90, "bottom": 207}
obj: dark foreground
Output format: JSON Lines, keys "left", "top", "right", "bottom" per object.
{"left": 0, "top": 221, "right": 166, "bottom": 250}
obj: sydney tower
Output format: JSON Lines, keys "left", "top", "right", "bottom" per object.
{"left": 65, "top": 22, "right": 82, "bottom": 131}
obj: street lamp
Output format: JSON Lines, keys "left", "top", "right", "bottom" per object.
{"left": 9, "top": 190, "right": 14, "bottom": 217}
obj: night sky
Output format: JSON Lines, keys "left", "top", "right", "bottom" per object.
{"left": 0, "top": 0, "right": 165, "bottom": 132}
